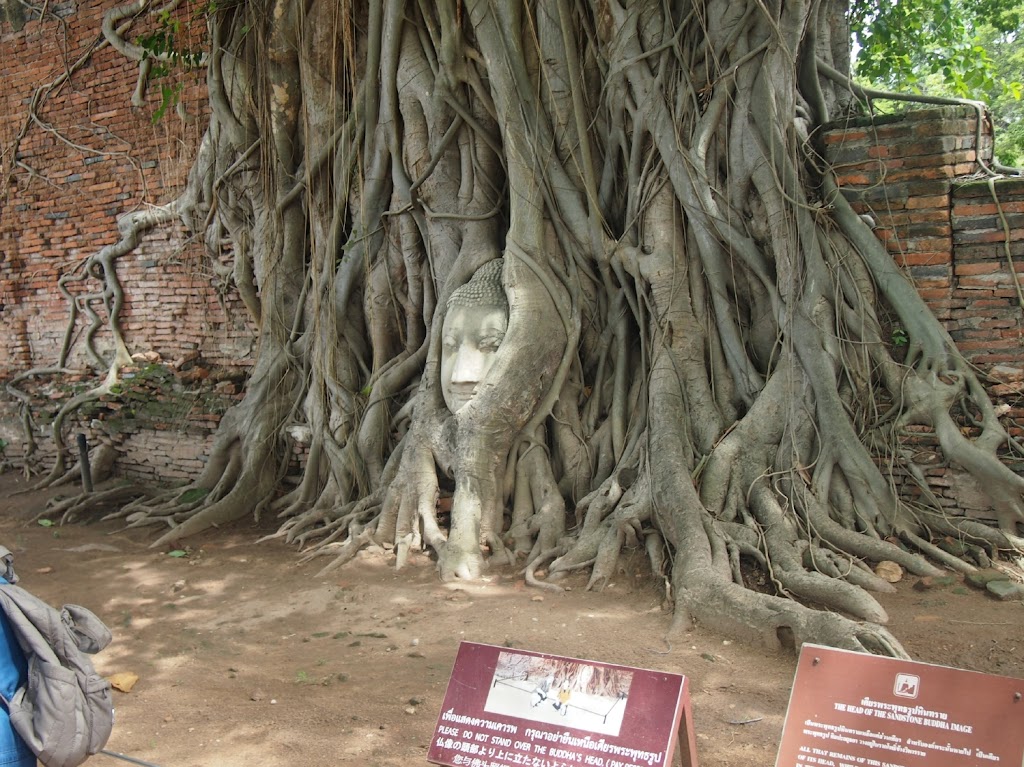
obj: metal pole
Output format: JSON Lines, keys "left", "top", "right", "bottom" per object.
{"left": 76, "top": 433, "right": 93, "bottom": 493}
{"left": 100, "top": 749, "right": 166, "bottom": 767}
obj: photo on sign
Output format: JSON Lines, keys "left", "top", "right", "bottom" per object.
{"left": 483, "top": 651, "right": 633, "bottom": 737}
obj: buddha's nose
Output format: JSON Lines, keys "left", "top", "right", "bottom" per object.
{"left": 451, "top": 345, "right": 487, "bottom": 385}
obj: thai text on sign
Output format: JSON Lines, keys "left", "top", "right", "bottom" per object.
{"left": 776, "top": 644, "right": 1023, "bottom": 767}
{"left": 429, "top": 641, "right": 696, "bottom": 767}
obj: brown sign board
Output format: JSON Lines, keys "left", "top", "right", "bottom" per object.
{"left": 428, "top": 641, "right": 697, "bottom": 767}
{"left": 776, "top": 644, "right": 1024, "bottom": 767}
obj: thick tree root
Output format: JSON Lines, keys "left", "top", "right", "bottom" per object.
{"left": 672, "top": 575, "right": 909, "bottom": 658}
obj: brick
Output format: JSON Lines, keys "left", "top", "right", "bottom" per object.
{"left": 953, "top": 229, "right": 1016, "bottom": 245}
{"left": 916, "top": 288, "right": 954, "bottom": 300}
{"left": 902, "top": 222, "right": 952, "bottom": 238}
{"left": 886, "top": 165, "right": 959, "bottom": 183}
{"left": 896, "top": 252, "right": 952, "bottom": 266}
{"left": 968, "top": 298, "right": 1018, "bottom": 308}
{"left": 980, "top": 318, "right": 1020, "bottom": 330}
{"left": 835, "top": 173, "right": 876, "bottom": 188}
{"left": 955, "top": 262, "right": 1004, "bottom": 276}
{"left": 953, "top": 201, "right": 1024, "bottom": 217}
{"left": 954, "top": 177, "right": 1024, "bottom": 198}
{"left": 906, "top": 195, "right": 950, "bottom": 210}
{"left": 877, "top": 210, "right": 950, "bottom": 227}
{"left": 904, "top": 236, "right": 956, "bottom": 253}
{"left": 822, "top": 128, "right": 871, "bottom": 144}
{"left": 959, "top": 274, "right": 1014, "bottom": 288}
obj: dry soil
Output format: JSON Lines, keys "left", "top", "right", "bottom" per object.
{"left": 0, "top": 472, "right": 1020, "bottom": 767}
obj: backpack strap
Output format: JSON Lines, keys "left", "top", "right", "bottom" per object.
{"left": 0, "top": 546, "right": 18, "bottom": 585}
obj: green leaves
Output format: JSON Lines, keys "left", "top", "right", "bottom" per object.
{"left": 135, "top": 9, "right": 204, "bottom": 123}
{"left": 176, "top": 487, "right": 210, "bottom": 505}
{"left": 851, "top": 0, "right": 1024, "bottom": 164}
{"left": 850, "top": 0, "right": 1022, "bottom": 99}
{"left": 152, "top": 83, "right": 184, "bottom": 124}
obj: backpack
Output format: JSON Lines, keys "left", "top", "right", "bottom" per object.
{"left": 0, "top": 546, "right": 114, "bottom": 767}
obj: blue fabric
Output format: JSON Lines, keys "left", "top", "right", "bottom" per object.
{"left": 0, "top": 578, "right": 38, "bottom": 766}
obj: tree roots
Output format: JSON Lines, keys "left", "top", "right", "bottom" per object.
{"left": 13, "top": 0, "right": 1024, "bottom": 659}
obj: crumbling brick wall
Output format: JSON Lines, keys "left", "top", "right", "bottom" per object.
{"left": 823, "top": 106, "right": 1024, "bottom": 524}
{"left": 1, "top": 4, "right": 249, "bottom": 479}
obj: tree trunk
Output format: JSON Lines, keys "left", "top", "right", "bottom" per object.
{"left": 22, "top": 0, "right": 1024, "bottom": 656}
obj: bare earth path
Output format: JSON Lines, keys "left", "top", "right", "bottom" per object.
{"left": 0, "top": 473, "right": 1020, "bottom": 767}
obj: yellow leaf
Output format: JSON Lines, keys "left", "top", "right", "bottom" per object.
{"left": 108, "top": 672, "right": 140, "bottom": 693}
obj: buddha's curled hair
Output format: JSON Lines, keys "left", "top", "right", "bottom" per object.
{"left": 447, "top": 259, "right": 507, "bottom": 312}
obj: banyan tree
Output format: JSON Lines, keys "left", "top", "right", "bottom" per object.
{"left": 14, "top": 0, "right": 1024, "bottom": 656}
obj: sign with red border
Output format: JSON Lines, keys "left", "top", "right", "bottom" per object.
{"left": 776, "top": 644, "right": 1024, "bottom": 767}
{"left": 428, "top": 641, "right": 697, "bottom": 767}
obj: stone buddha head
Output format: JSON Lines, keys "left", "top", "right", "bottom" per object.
{"left": 441, "top": 259, "right": 508, "bottom": 413}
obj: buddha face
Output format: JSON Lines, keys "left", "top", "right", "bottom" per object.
{"left": 441, "top": 303, "right": 508, "bottom": 413}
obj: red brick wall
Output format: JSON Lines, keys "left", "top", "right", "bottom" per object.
{"left": 823, "top": 106, "right": 1024, "bottom": 522}
{"left": 950, "top": 178, "right": 1024, "bottom": 364}
{"left": 0, "top": 4, "right": 249, "bottom": 479}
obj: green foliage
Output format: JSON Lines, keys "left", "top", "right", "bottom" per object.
{"left": 978, "top": 19, "right": 1024, "bottom": 164}
{"left": 851, "top": 0, "right": 1024, "bottom": 166}
{"left": 152, "top": 83, "right": 184, "bottom": 122}
{"left": 850, "top": 0, "right": 1022, "bottom": 97}
{"left": 135, "top": 7, "right": 204, "bottom": 122}
{"left": 136, "top": 11, "right": 203, "bottom": 77}
{"left": 998, "top": 120, "right": 1024, "bottom": 166}
{"left": 177, "top": 487, "right": 210, "bottom": 504}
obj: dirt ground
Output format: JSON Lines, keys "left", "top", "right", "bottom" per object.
{"left": 0, "top": 472, "right": 1020, "bottom": 767}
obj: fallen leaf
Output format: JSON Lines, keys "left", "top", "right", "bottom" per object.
{"left": 874, "top": 561, "right": 903, "bottom": 583}
{"left": 108, "top": 672, "right": 140, "bottom": 693}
